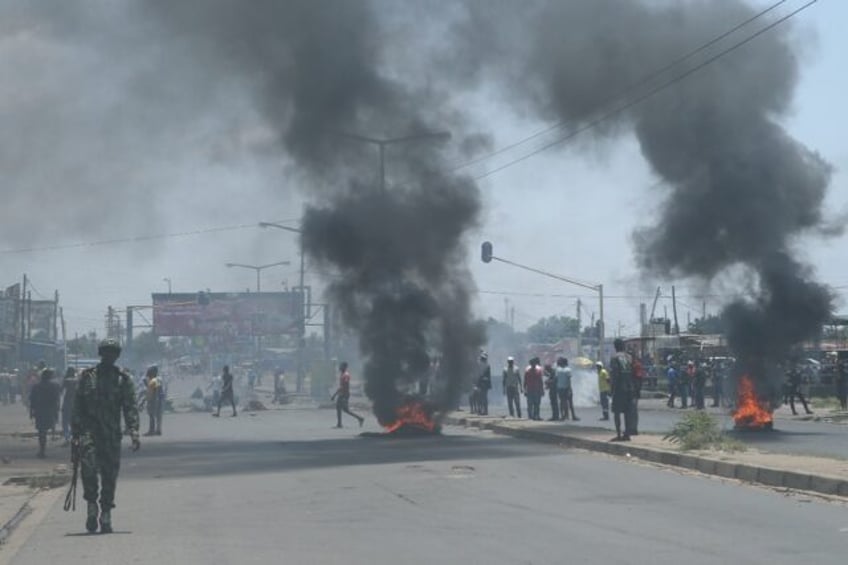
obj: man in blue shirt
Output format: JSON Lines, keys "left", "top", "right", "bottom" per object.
{"left": 666, "top": 363, "right": 679, "bottom": 408}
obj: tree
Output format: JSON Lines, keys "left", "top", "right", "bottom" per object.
{"left": 131, "top": 331, "right": 164, "bottom": 362}
{"left": 688, "top": 314, "right": 726, "bottom": 335}
{"left": 526, "top": 315, "right": 580, "bottom": 344}
{"left": 67, "top": 331, "right": 98, "bottom": 357}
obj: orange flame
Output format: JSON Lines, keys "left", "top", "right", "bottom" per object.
{"left": 384, "top": 400, "right": 436, "bottom": 433}
{"left": 733, "top": 375, "right": 773, "bottom": 429}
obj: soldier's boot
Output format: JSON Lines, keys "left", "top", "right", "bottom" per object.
{"left": 100, "top": 509, "right": 112, "bottom": 534}
{"left": 86, "top": 502, "right": 99, "bottom": 533}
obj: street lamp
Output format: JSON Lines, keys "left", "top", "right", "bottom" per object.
{"left": 225, "top": 261, "right": 290, "bottom": 293}
{"left": 162, "top": 278, "right": 172, "bottom": 294}
{"left": 259, "top": 221, "right": 307, "bottom": 393}
{"left": 480, "top": 241, "right": 606, "bottom": 362}
{"left": 335, "top": 130, "right": 451, "bottom": 192}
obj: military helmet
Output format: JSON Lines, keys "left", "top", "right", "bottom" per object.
{"left": 97, "top": 338, "right": 122, "bottom": 356}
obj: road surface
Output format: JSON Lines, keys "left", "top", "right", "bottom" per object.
{"left": 6, "top": 409, "right": 847, "bottom": 565}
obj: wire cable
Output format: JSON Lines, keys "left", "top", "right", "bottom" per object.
{"left": 453, "top": 0, "right": 789, "bottom": 173}
{"left": 469, "top": 0, "right": 818, "bottom": 181}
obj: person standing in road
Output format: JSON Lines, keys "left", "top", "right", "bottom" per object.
{"left": 837, "top": 359, "right": 848, "bottom": 411}
{"left": 214, "top": 365, "right": 237, "bottom": 418}
{"left": 691, "top": 361, "right": 707, "bottom": 410}
{"left": 502, "top": 356, "right": 523, "bottom": 418}
{"left": 557, "top": 358, "right": 579, "bottom": 421}
{"left": 477, "top": 352, "right": 492, "bottom": 416}
{"left": 666, "top": 363, "right": 679, "bottom": 408}
{"left": 786, "top": 362, "right": 813, "bottom": 416}
{"left": 544, "top": 363, "right": 559, "bottom": 421}
{"left": 524, "top": 357, "right": 544, "bottom": 421}
{"left": 61, "top": 368, "right": 77, "bottom": 445}
{"left": 71, "top": 339, "right": 140, "bottom": 534}
{"left": 144, "top": 366, "right": 163, "bottom": 435}
{"left": 629, "top": 350, "right": 643, "bottom": 435}
{"left": 30, "top": 368, "right": 61, "bottom": 458}
{"left": 609, "top": 339, "right": 634, "bottom": 442}
{"left": 332, "top": 362, "right": 364, "bottom": 428}
{"left": 711, "top": 361, "right": 725, "bottom": 407}
{"left": 596, "top": 361, "right": 610, "bottom": 421}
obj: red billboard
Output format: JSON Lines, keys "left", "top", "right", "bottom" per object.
{"left": 152, "top": 292, "right": 303, "bottom": 337}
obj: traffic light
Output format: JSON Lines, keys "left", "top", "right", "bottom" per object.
{"left": 481, "top": 241, "right": 493, "bottom": 263}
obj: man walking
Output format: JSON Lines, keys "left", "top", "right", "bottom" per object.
{"left": 477, "top": 352, "right": 492, "bottom": 416}
{"left": 30, "top": 368, "right": 61, "bottom": 458}
{"left": 214, "top": 365, "right": 237, "bottom": 417}
{"left": 609, "top": 339, "right": 634, "bottom": 442}
{"left": 502, "top": 356, "right": 522, "bottom": 418}
{"left": 332, "top": 362, "right": 364, "bottom": 428}
{"left": 71, "top": 339, "right": 140, "bottom": 533}
{"left": 544, "top": 363, "right": 559, "bottom": 420}
{"left": 596, "top": 361, "right": 610, "bottom": 421}
{"left": 556, "top": 358, "right": 579, "bottom": 421}
{"left": 524, "top": 357, "right": 544, "bottom": 421}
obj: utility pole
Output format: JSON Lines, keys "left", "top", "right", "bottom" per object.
{"left": 671, "top": 285, "right": 680, "bottom": 335}
{"left": 258, "top": 222, "right": 308, "bottom": 393}
{"left": 480, "top": 241, "right": 606, "bottom": 361}
{"left": 576, "top": 298, "right": 582, "bottom": 355}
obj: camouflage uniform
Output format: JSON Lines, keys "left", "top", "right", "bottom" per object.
{"left": 72, "top": 363, "right": 139, "bottom": 512}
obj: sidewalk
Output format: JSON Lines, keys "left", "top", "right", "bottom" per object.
{"left": 445, "top": 412, "right": 848, "bottom": 499}
{"left": 0, "top": 405, "right": 71, "bottom": 548}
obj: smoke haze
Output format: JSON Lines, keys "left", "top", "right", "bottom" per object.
{"left": 452, "top": 0, "right": 836, "bottom": 392}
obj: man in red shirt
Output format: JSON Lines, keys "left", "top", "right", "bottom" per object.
{"left": 332, "top": 362, "right": 364, "bottom": 428}
{"left": 524, "top": 357, "right": 544, "bottom": 421}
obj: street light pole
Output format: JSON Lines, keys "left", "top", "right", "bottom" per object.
{"left": 225, "top": 261, "right": 291, "bottom": 293}
{"left": 258, "top": 222, "right": 307, "bottom": 393}
{"left": 335, "top": 130, "right": 451, "bottom": 192}
{"left": 163, "top": 278, "right": 172, "bottom": 294}
{"left": 481, "top": 242, "right": 606, "bottom": 362}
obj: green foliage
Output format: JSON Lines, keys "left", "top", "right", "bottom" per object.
{"left": 67, "top": 331, "right": 99, "bottom": 357}
{"left": 664, "top": 411, "right": 745, "bottom": 452}
{"left": 526, "top": 315, "right": 580, "bottom": 344}
{"left": 131, "top": 331, "right": 164, "bottom": 362}
{"left": 687, "top": 314, "right": 726, "bottom": 335}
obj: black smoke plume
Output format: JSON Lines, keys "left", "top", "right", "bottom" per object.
{"left": 453, "top": 0, "right": 835, "bottom": 395}
{"left": 147, "top": 0, "right": 486, "bottom": 423}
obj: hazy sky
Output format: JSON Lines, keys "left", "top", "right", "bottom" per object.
{"left": 1, "top": 0, "right": 845, "bottom": 341}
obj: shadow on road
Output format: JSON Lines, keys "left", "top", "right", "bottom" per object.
{"left": 123, "top": 434, "right": 553, "bottom": 480}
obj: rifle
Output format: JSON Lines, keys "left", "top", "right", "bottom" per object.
{"left": 63, "top": 440, "right": 79, "bottom": 512}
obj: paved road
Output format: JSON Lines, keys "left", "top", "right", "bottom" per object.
{"left": 6, "top": 409, "right": 847, "bottom": 565}
{"left": 473, "top": 395, "right": 848, "bottom": 460}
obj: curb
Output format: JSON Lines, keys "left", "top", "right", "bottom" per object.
{"left": 0, "top": 491, "right": 36, "bottom": 545}
{"left": 445, "top": 416, "right": 848, "bottom": 498}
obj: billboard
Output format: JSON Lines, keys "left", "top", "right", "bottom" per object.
{"left": 152, "top": 292, "right": 303, "bottom": 337}
{"left": 0, "top": 284, "right": 20, "bottom": 344}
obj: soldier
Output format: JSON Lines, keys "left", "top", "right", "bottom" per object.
{"left": 30, "top": 368, "right": 61, "bottom": 458}
{"left": 71, "top": 339, "right": 140, "bottom": 534}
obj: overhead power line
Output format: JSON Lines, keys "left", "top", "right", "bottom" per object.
{"left": 0, "top": 218, "right": 299, "bottom": 255}
{"left": 454, "top": 0, "right": 788, "bottom": 173}
{"left": 466, "top": 0, "right": 817, "bottom": 181}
